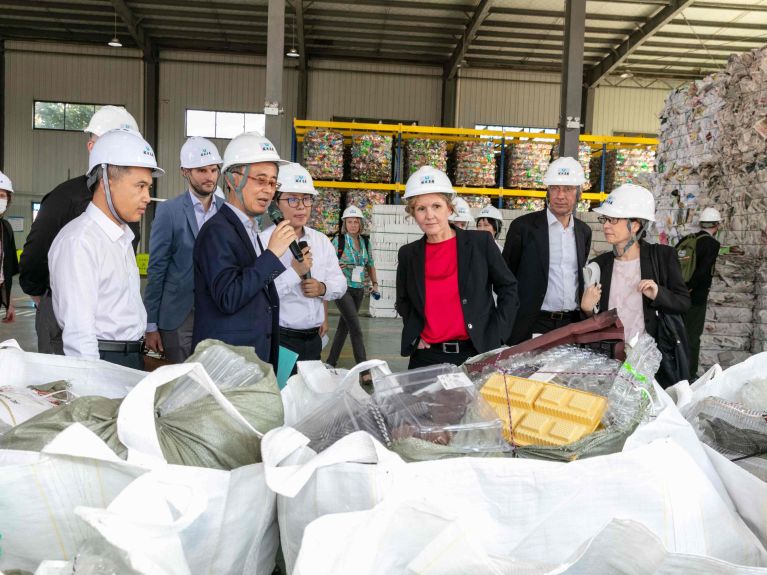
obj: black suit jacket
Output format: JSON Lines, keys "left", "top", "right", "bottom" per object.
{"left": 395, "top": 227, "right": 519, "bottom": 357}
{"left": 1, "top": 218, "right": 19, "bottom": 311}
{"left": 591, "top": 241, "right": 691, "bottom": 340}
{"left": 682, "top": 231, "right": 720, "bottom": 306}
{"left": 502, "top": 209, "right": 592, "bottom": 344}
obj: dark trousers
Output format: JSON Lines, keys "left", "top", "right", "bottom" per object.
{"left": 684, "top": 301, "right": 707, "bottom": 378}
{"left": 279, "top": 327, "right": 322, "bottom": 376}
{"left": 159, "top": 310, "right": 195, "bottom": 363}
{"left": 35, "top": 291, "right": 64, "bottom": 355}
{"left": 529, "top": 310, "right": 581, "bottom": 338}
{"left": 326, "top": 287, "right": 366, "bottom": 367}
{"left": 99, "top": 350, "right": 144, "bottom": 370}
{"left": 408, "top": 340, "right": 476, "bottom": 369}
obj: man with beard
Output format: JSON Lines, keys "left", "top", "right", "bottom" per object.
{"left": 144, "top": 137, "right": 225, "bottom": 362}
{"left": 502, "top": 157, "right": 592, "bottom": 344}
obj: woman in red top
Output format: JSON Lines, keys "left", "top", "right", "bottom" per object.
{"left": 396, "top": 167, "right": 519, "bottom": 369}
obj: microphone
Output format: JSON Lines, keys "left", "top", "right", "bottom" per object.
{"left": 298, "top": 241, "right": 311, "bottom": 280}
{"left": 267, "top": 202, "right": 304, "bottom": 262}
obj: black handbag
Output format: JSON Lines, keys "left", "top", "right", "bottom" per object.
{"left": 649, "top": 245, "right": 691, "bottom": 388}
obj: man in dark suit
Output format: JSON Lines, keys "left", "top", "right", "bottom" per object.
{"left": 144, "top": 137, "right": 225, "bottom": 362}
{"left": 192, "top": 132, "right": 297, "bottom": 368}
{"left": 502, "top": 157, "right": 592, "bottom": 344}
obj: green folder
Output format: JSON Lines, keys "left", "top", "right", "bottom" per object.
{"left": 277, "top": 345, "right": 299, "bottom": 389}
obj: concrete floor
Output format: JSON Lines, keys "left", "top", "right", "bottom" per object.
{"left": 0, "top": 284, "right": 410, "bottom": 372}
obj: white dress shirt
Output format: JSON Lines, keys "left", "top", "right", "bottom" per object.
{"left": 259, "top": 224, "right": 347, "bottom": 330}
{"left": 225, "top": 202, "right": 261, "bottom": 251}
{"left": 49, "top": 203, "right": 146, "bottom": 358}
{"left": 190, "top": 190, "right": 219, "bottom": 231}
{"left": 541, "top": 208, "right": 579, "bottom": 312}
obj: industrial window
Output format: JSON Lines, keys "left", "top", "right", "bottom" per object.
{"left": 185, "top": 109, "right": 266, "bottom": 139}
{"left": 33, "top": 101, "right": 117, "bottom": 131}
{"left": 32, "top": 201, "right": 41, "bottom": 222}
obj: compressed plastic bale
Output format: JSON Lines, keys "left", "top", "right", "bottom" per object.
{"left": 309, "top": 187, "right": 342, "bottom": 236}
{"left": 0, "top": 341, "right": 283, "bottom": 470}
{"left": 405, "top": 138, "right": 447, "bottom": 177}
{"left": 505, "top": 142, "right": 552, "bottom": 190}
{"left": 350, "top": 133, "right": 392, "bottom": 183}
{"left": 347, "top": 189, "right": 388, "bottom": 225}
{"left": 302, "top": 129, "right": 344, "bottom": 181}
{"left": 454, "top": 140, "right": 496, "bottom": 187}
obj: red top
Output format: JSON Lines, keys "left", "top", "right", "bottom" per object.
{"left": 421, "top": 237, "right": 469, "bottom": 344}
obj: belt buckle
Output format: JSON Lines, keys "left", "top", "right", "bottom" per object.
{"left": 551, "top": 311, "right": 564, "bottom": 320}
{"left": 442, "top": 342, "right": 460, "bottom": 354}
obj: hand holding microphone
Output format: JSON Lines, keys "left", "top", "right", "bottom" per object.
{"left": 267, "top": 202, "right": 304, "bottom": 262}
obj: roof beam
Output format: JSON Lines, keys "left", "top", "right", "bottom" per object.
{"left": 655, "top": 30, "right": 767, "bottom": 42}
{"left": 110, "top": 0, "right": 151, "bottom": 54}
{"left": 586, "top": 0, "right": 695, "bottom": 87}
{"left": 694, "top": 1, "right": 767, "bottom": 11}
{"left": 445, "top": 0, "right": 493, "bottom": 79}
{"left": 669, "top": 18, "right": 767, "bottom": 30}
{"left": 304, "top": 8, "right": 467, "bottom": 26}
{"left": 490, "top": 7, "right": 645, "bottom": 23}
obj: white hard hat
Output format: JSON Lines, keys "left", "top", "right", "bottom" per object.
{"left": 449, "top": 197, "right": 472, "bottom": 223}
{"left": 221, "top": 131, "right": 288, "bottom": 173}
{"left": 87, "top": 128, "right": 165, "bottom": 178}
{"left": 342, "top": 205, "right": 364, "bottom": 219}
{"left": 180, "top": 137, "right": 222, "bottom": 169}
{"left": 593, "top": 184, "right": 655, "bottom": 222}
{"left": 84, "top": 105, "right": 139, "bottom": 137}
{"left": 277, "top": 162, "right": 317, "bottom": 196}
{"left": 403, "top": 166, "right": 455, "bottom": 199}
{"left": 699, "top": 207, "right": 722, "bottom": 223}
{"left": 477, "top": 204, "right": 503, "bottom": 222}
{"left": 0, "top": 170, "right": 13, "bottom": 193}
{"left": 543, "top": 157, "right": 586, "bottom": 187}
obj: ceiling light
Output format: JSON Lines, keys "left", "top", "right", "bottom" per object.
{"left": 620, "top": 70, "right": 633, "bottom": 79}
{"left": 286, "top": 47, "right": 300, "bottom": 58}
{"left": 108, "top": 8, "right": 122, "bottom": 48}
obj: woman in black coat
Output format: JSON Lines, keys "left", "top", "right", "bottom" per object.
{"left": 396, "top": 167, "right": 519, "bottom": 369}
{"left": 0, "top": 171, "right": 18, "bottom": 323}
{"left": 581, "top": 185, "right": 690, "bottom": 385}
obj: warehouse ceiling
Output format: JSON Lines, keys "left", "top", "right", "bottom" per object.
{"left": 1, "top": 0, "right": 767, "bottom": 84}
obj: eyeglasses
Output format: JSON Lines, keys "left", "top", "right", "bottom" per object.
{"left": 233, "top": 172, "right": 280, "bottom": 191}
{"left": 597, "top": 215, "right": 622, "bottom": 225}
{"left": 279, "top": 196, "right": 314, "bottom": 208}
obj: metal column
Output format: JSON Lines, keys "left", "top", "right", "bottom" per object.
{"left": 143, "top": 45, "right": 159, "bottom": 155}
{"left": 441, "top": 75, "right": 458, "bottom": 127}
{"left": 265, "top": 0, "right": 285, "bottom": 152}
{"left": 557, "top": 0, "right": 586, "bottom": 158}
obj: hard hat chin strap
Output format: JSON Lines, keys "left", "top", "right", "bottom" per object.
{"left": 101, "top": 164, "right": 129, "bottom": 226}
{"left": 225, "top": 164, "right": 259, "bottom": 217}
{"left": 612, "top": 219, "right": 641, "bottom": 258}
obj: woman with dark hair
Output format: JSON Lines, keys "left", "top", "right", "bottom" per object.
{"left": 580, "top": 184, "right": 691, "bottom": 386}
{"left": 326, "top": 205, "right": 379, "bottom": 380}
{"left": 475, "top": 204, "right": 504, "bottom": 250}
{"left": 0, "top": 170, "right": 18, "bottom": 324}
{"left": 396, "top": 166, "right": 518, "bottom": 369}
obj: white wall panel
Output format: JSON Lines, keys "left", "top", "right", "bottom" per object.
{"left": 158, "top": 52, "right": 298, "bottom": 199}
{"left": 591, "top": 86, "right": 667, "bottom": 136}
{"left": 307, "top": 59, "right": 442, "bottom": 125}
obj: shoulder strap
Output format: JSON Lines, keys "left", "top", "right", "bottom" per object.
{"left": 337, "top": 233, "right": 346, "bottom": 259}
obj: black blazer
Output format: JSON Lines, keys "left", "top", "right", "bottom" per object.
{"left": 502, "top": 209, "right": 592, "bottom": 344}
{"left": 591, "top": 241, "right": 691, "bottom": 340}
{"left": 1, "top": 217, "right": 19, "bottom": 311}
{"left": 395, "top": 226, "right": 519, "bottom": 357}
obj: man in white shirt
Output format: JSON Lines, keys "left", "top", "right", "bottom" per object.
{"left": 260, "top": 163, "right": 346, "bottom": 371}
{"left": 502, "top": 157, "right": 592, "bottom": 344}
{"left": 144, "top": 137, "right": 224, "bottom": 362}
{"left": 49, "top": 129, "right": 165, "bottom": 368}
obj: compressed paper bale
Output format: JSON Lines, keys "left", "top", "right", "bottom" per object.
{"left": 703, "top": 322, "right": 754, "bottom": 337}
{"left": 707, "top": 291, "right": 755, "bottom": 308}
{"left": 303, "top": 129, "right": 344, "bottom": 181}
{"left": 700, "top": 334, "right": 752, "bottom": 351}
{"left": 699, "top": 349, "right": 751, "bottom": 369}
{"left": 705, "top": 306, "right": 755, "bottom": 323}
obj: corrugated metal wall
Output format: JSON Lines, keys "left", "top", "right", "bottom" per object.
{"left": 457, "top": 69, "right": 561, "bottom": 129}
{"left": 3, "top": 41, "right": 144, "bottom": 244}
{"left": 307, "top": 59, "right": 442, "bottom": 125}
{"left": 592, "top": 85, "right": 668, "bottom": 136}
{"left": 158, "top": 51, "right": 298, "bottom": 199}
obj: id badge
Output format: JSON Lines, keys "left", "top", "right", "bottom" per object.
{"left": 351, "top": 266, "right": 364, "bottom": 283}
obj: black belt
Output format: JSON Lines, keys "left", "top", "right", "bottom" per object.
{"left": 539, "top": 310, "right": 580, "bottom": 321}
{"left": 97, "top": 338, "right": 144, "bottom": 353}
{"left": 433, "top": 340, "right": 475, "bottom": 354}
{"left": 280, "top": 326, "right": 320, "bottom": 340}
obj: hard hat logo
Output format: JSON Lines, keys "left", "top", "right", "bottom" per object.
{"left": 557, "top": 168, "right": 570, "bottom": 175}
{"left": 260, "top": 143, "right": 275, "bottom": 152}
{"left": 143, "top": 145, "right": 155, "bottom": 158}
{"left": 421, "top": 175, "right": 435, "bottom": 185}
{"left": 295, "top": 175, "right": 307, "bottom": 184}
{"left": 200, "top": 149, "right": 212, "bottom": 157}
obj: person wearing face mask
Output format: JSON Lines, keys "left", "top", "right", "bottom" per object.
{"left": 143, "top": 137, "right": 225, "bottom": 362}
{"left": 20, "top": 106, "right": 141, "bottom": 355}
{"left": 580, "top": 185, "right": 690, "bottom": 387}
{"left": 396, "top": 166, "right": 518, "bottom": 368}
{"left": 48, "top": 129, "right": 164, "bottom": 368}
{"left": 259, "top": 163, "right": 346, "bottom": 371}
{"left": 192, "top": 132, "right": 297, "bottom": 369}
{"left": 0, "top": 171, "right": 19, "bottom": 324}
{"left": 502, "top": 157, "right": 592, "bottom": 344}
